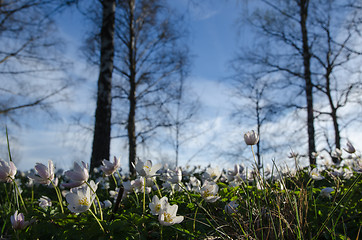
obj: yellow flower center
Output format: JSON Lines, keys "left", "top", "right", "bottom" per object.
{"left": 163, "top": 212, "right": 172, "bottom": 223}
{"left": 155, "top": 204, "right": 161, "bottom": 212}
{"left": 78, "top": 197, "right": 90, "bottom": 206}
{"left": 203, "top": 189, "right": 212, "bottom": 198}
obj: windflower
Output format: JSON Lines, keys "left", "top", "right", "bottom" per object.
{"left": 158, "top": 203, "right": 184, "bottom": 226}
{"left": 344, "top": 141, "right": 356, "bottom": 154}
{"left": 133, "top": 176, "right": 152, "bottom": 193}
{"left": 202, "top": 166, "right": 222, "bottom": 182}
{"left": 310, "top": 168, "right": 324, "bottom": 180}
{"left": 319, "top": 187, "right": 334, "bottom": 198}
{"left": 288, "top": 150, "right": 299, "bottom": 159}
{"left": 63, "top": 161, "right": 89, "bottom": 188}
{"left": 227, "top": 164, "right": 245, "bottom": 182}
{"left": 100, "top": 156, "right": 121, "bottom": 176}
{"left": 149, "top": 195, "right": 168, "bottom": 215}
{"left": 185, "top": 176, "right": 201, "bottom": 192}
{"left": 28, "top": 160, "right": 54, "bottom": 185}
{"left": 38, "top": 196, "right": 52, "bottom": 209}
{"left": 332, "top": 148, "right": 342, "bottom": 159}
{"left": 200, "top": 180, "right": 220, "bottom": 203}
{"left": 122, "top": 180, "right": 135, "bottom": 198}
{"left": 164, "top": 167, "right": 182, "bottom": 184}
{"left": 10, "top": 211, "right": 29, "bottom": 230}
{"left": 103, "top": 200, "right": 112, "bottom": 209}
{"left": 135, "top": 159, "right": 162, "bottom": 177}
{"left": 0, "top": 158, "right": 17, "bottom": 183}
{"left": 244, "top": 130, "right": 259, "bottom": 145}
{"left": 65, "top": 181, "right": 97, "bottom": 213}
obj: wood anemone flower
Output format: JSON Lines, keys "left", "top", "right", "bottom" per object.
{"left": 28, "top": 160, "right": 54, "bottom": 185}
{"left": 344, "top": 141, "right": 356, "bottom": 154}
{"left": 244, "top": 130, "right": 259, "bottom": 146}
{"left": 149, "top": 195, "right": 168, "bottom": 216}
{"left": 158, "top": 203, "right": 184, "bottom": 226}
{"left": 135, "top": 159, "right": 162, "bottom": 177}
{"left": 200, "top": 180, "right": 220, "bottom": 203}
{"left": 65, "top": 181, "right": 97, "bottom": 213}
{"left": 101, "top": 156, "right": 121, "bottom": 176}
{"left": 0, "top": 158, "right": 17, "bottom": 183}
{"left": 63, "top": 161, "right": 89, "bottom": 188}
{"left": 10, "top": 210, "right": 29, "bottom": 230}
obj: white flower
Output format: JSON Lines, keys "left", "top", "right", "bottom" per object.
{"left": 310, "top": 168, "right": 324, "bottom": 180}
{"left": 38, "top": 196, "right": 52, "bottom": 209}
{"left": 135, "top": 159, "right": 161, "bottom": 177}
{"left": 101, "top": 156, "right": 121, "bottom": 176}
{"left": 288, "top": 150, "right": 299, "bottom": 159}
{"left": 320, "top": 187, "right": 334, "bottom": 198}
{"left": 225, "top": 200, "right": 239, "bottom": 214}
{"left": 344, "top": 141, "right": 356, "bottom": 154}
{"left": 185, "top": 176, "right": 201, "bottom": 192}
{"left": 109, "top": 188, "right": 119, "bottom": 200}
{"left": 63, "top": 161, "right": 89, "bottom": 188}
{"left": 332, "top": 148, "right": 342, "bottom": 159}
{"left": 103, "top": 200, "right": 112, "bottom": 209}
{"left": 244, "top": 130, "right": 259, "bottom": 145}
{"left": 10, "top": 210, "right": 29, "bottom": 230}
{"left": 65, "top": 182, "right": 96, "bottom": 213}
{"left": 0, "top": 159, "right": 17, "bottom": 183}
{"left": 202, "top": 166, "right": 222, "bottom": 182}
{"left": 149, "top": 195, "right": 168, "bottom": 215}
{"left": 158, "top": 203, "right": 184, "bottom": 226}
{"left": 164, "top": 167, "right": 182, "bottom": 184}
{"left": 28, "top": 160, "right": 54, "bottom": 185}
{"left": 200, "top": 180, "right": 220, "bottom": 203}
{"left": 132, "top": 176, "right": 151, "bottom": 193}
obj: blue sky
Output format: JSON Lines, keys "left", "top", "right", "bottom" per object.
{"left": 8, "top": 0, "right": 251, "bottom": 172}
{"left": 5, "top": 0, "right": 361, "bottom": 173}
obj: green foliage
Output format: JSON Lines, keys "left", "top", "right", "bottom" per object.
{"left": 1, "top": 165, "right": 361, "bottom": 239}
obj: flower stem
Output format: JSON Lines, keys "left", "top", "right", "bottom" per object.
{"left": 251, "top": 146, "right": 258, "bottom": 169}
{"left": 50, "top": 180, "right": 64, "bottom": 214}
{"left": 6, "top": 126, "right": 13, "bottom": 163}
{"left": 86, "top": 181, "right": 103, "bottom": 221}
{"left": 152, "top": 178, "right": 162, "bottom": 198}
{"left": 143, "top": 177, "right": 146, "bottom": 216}
{"left": 111, "top": 173, "right": 118, "bottom": 189}
{"left": 12, "top": 179, "right": 27, "bottom": 213}
{"left": 116, "top": 170, "right": 123, "bottom": 184}
{"left": 88, "top": 209, "right": 105, "bottom": 233}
